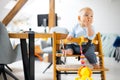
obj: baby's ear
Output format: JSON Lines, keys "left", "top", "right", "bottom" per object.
{"left": 78, "top": 16, "right": 80, "bottom": 21}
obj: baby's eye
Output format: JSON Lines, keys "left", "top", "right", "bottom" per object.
{"left": 84, "top": 14, "right": 93, "bottom": 18}
{"left": 84, "top": 14, "right": 88, "bottom": 16}
{"left": 91, "top": 16, "right": 93, "bottom": 18}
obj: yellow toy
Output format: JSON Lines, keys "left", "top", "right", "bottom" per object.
{"left": 75, "top": 66, "right": 93, "bottom": 80}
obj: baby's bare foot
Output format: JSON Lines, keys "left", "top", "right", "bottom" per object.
{"left": 62, "top": 49, "right": 73, "bottom": 56}
{"left": 92, "top": 64, "right": 100, "bottom": 69}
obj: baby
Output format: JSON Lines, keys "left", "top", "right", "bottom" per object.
{"left": 63, "top": 7, "right": 99, "bottom": 69}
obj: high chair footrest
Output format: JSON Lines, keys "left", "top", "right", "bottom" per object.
{"left": 56, "top": 64, "right": 109, "bottom": 71}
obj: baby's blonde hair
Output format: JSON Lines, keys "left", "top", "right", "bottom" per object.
{"left": 78, "top": 7, "right": 93, "bottom": 16}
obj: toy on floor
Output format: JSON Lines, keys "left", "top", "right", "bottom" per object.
{"left": 75, "top": 45, "right": 93, "bottom": 80}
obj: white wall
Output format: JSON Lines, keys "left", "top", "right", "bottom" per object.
{"left": 2, "top": 0, "right": 120, "bottom": 34}
{"left": 55, "top": 0, "right": 120, "bottom": 34}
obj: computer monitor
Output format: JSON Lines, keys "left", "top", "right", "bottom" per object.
{"left": 37, "top": 14, "right": 58, "bottom": 27}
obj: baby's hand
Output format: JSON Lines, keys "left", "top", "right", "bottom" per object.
{"left": 66, "top": 35, "right": 73, "bottom": 40}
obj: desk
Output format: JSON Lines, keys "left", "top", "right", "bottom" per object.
{"left": 9, "top": 32, "right": 52, "bottom": 80}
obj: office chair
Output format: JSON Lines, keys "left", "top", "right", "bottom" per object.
{"left": 0, "top": 22, "right": 20, "bottom": 80}
{"left": 40, "top": 27, "right": 69, "bottom": 73}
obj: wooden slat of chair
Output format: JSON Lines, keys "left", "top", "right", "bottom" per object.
{"left": 56, "top": 64, "right": 109, "bottom": 71}
{"left": 52, "top": 32, "right": 109, "bottom": 80}
{"left": 56, "top": 37, "right": 98, "bottom": 45}
{"left": 56, "top": 53, "right": 104, "bottom": 57}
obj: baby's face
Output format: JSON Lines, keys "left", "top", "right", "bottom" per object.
{"left": 79, "top": 9, "right": 93, "bottom": 27}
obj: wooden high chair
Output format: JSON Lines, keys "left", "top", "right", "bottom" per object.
{"left": 52, "top": 32, "right": 109, "bottom": 80}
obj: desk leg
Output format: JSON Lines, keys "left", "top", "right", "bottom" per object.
{"left": 20, "top": 39, "right": 30, "bottom": 80}
{"left": 29, "top": 33, "right": 35, "bottom": 80}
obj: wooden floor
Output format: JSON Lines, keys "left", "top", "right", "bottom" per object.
{"left": 0, "top": 57, "right": 120, "bottom": 80}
